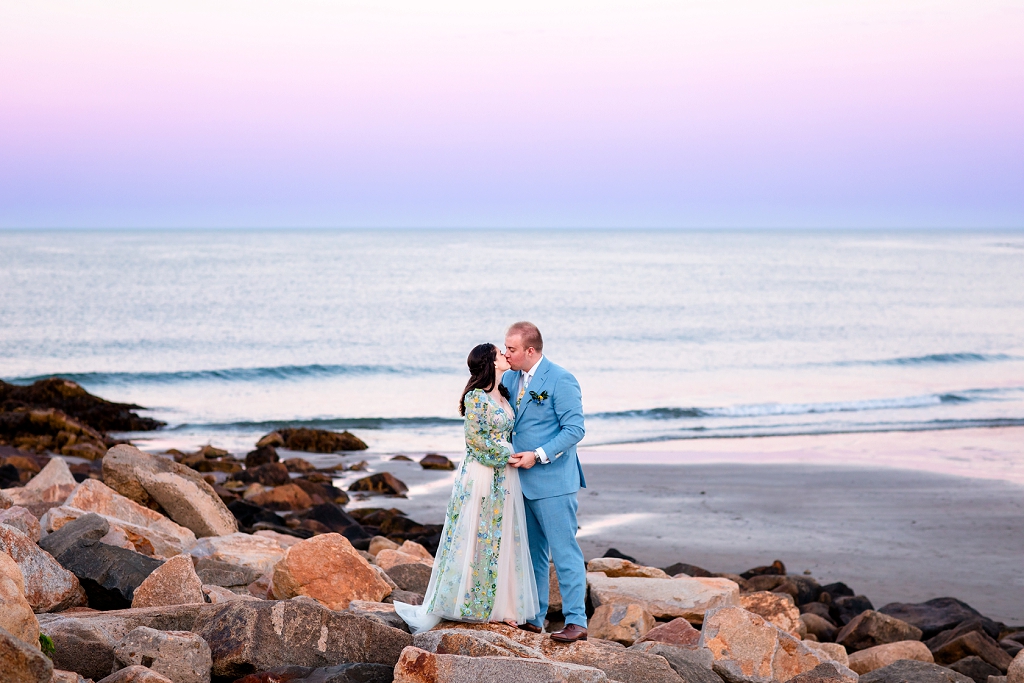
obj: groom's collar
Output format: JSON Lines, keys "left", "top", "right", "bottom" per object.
{"left": 521, "top": 355, "right": 545, "bottom": 381}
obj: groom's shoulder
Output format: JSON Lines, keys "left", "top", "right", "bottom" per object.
{"left": 500, "top": 369, "right": 518, "bottom": 385}
{"left": 543, "top": 358, "right": 577, "bottom": 383}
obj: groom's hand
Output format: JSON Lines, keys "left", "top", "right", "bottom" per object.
{"left": 512, "top": 451, "right": 537, "bottom": 469}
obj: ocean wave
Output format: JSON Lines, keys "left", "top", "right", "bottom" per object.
{"left": 589, "top": 417, "right": 1024, "bottom": 445}
{"left": 10, "top": 363, "right": 447, "bottom": 386}
{"left": 152, "top": 416, "right": 464, "bottom": 433}
{"left": 836, "top": 352, "right": 1017, "bottom": 367}
{"left": 593, "top": 391, "right": 978, "bottom": 421}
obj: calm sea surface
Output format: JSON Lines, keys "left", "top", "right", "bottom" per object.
{"left": 2, "top": 230, "right": 1023, "bottom": 463}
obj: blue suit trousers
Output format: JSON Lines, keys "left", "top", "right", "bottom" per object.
{"left": 523, "top": 492, "right": 587, "bottom": 628}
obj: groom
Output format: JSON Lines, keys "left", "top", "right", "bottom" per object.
{"left": 503, "top": 321, "right": 588, "bottom": 642}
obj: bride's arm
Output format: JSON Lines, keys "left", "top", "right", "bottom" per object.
{"left": 464, "top": 392, "right": 513, "bottom": 468}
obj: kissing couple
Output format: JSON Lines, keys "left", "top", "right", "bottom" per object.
{"left": 394, "top": 321, "right": 589, "bottom": 642}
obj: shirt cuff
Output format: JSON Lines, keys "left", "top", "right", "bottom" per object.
{"left": 535, "top": 447, "right": 550, "bottom": 464}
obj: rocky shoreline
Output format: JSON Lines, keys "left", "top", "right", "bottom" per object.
{"left": 1, "top": 379, "right": 1023, "bottom": 683}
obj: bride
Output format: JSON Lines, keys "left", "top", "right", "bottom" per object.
{"left": 394, "top": 343, "right": 539, "bottom": 633}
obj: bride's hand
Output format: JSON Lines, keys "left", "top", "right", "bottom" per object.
{"left": 511, "top": 451, "right": 536, "bottom": 469}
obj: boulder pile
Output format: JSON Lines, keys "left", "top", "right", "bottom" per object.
{"left": 2, "top": 384, "right": 1022, "bottom": 682}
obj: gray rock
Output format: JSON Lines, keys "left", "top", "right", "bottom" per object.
{"left": 0, "top": 624, "right": 53, "bottom": 683}
{"left": 384, "top": 590, "right": 424, "bottom": 605}
{"left": 879, "top": 598, "right": 999, "bottom": 640}
{"left": 830, "top": 595, "right": 874, "bottom": 626}
{"left": 44, "top": 617, "right": 118, "bottom": 681}
{"left": 950, "top": 656, "right": 1003, "bottom": 683}
{"left": 386, "top": 563, "right": 431, "bottom": 594}
{"left": 97, "top": 665, "right": 174, "bottom": 683}
{"left": 786, "top": 662, "right": 858, "bottom": 683}
{"left": 38, "top": 513, "right": 109, "bottom": 559}
{"left": 836, "top": 610, "right": 923, "bottom": 652}
{"left": 801, "top": 613, "right": 838, "bottom": 642}
{"left": 393, "top": 646, "right": 608, "bottom": 682}
{"left": 933, "top": 631, "right": 1013, "bottom": 672}
{"left": 860, "top": 659, "right": 974, "bottom": 683}
{"left": 929, "top": 620, "right": 1005, "bottom": 652}
{"left": 190, "top": 598, "right": 412, "bottom": 679}
{"left": 346, "top": 606, "right": 411, "bottom": 633}
{"left": 194, "top": 558, "right": 258, "bottom": 588}
{"left": 630, "top": 641, "right": 723, "bottom": 683}
{"left": 233, "top": 663, "right": 394, "bottom": 683}
{"left": 802, "top": 603, "right": 837, "bottom": 623}
{"left": 53, "top": 538, "right": 163, "bottom": 609}
{"left": 113, "top": 627, "right": 212, "bottom": 683}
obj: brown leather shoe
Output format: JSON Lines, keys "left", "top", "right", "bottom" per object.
{"left": 550, "top": 624, "right": 587, "bottom": 642}
{"left": 518, "top": 623, "right": 542, "bottom": 634}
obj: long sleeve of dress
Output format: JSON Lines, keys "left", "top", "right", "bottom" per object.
{"left": 464, "top": 390, "right": 513, "bottom": 468}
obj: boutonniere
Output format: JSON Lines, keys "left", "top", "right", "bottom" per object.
{"left": 529, "top": 390, "right": 549, "bottom": 405}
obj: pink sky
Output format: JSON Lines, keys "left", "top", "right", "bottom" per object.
{"left": 1, "top": 1, "right": 1022, "bottom": 228}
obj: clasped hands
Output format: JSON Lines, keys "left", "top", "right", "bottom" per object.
{"left": 508, "top": 450, "right": 537, "bottom": 469}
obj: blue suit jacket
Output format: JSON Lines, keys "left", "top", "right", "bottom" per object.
{"left": 501, "top": 357, "right": 586, "bottom": 500}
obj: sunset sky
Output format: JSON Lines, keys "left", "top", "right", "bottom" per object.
{"left": 1, "top": 1, "right": 1022, "bottom": 228}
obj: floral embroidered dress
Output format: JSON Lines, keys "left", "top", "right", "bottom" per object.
{"left": 394, "top": 389, "right": 539, "bottom": 633}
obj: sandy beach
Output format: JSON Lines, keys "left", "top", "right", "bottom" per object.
{"left": 347, "top": 427, "right": 1024, "bottom": 624}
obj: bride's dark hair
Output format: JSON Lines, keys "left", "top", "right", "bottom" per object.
{"left": 460, "top": 343, "right": 511, "bottom": 416}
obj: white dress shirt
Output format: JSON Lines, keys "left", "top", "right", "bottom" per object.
{"left": 518, "top": 356, "right": 551, "bottom": 464}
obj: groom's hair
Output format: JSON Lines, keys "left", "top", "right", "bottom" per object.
{"left": 507, "top": 321, "right": 543, "bottom": 352}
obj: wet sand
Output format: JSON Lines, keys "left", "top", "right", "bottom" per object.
{"left": 339, "top": 427, "right": 1024, "bottom": 624}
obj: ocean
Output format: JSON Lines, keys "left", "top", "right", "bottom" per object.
{"left": 2, "top": 229, "right": 1023, "bottom": 461}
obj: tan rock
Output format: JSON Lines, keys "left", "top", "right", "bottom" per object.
{"left": 805, "top": 641, "right": 849, "bottom": 667}
{"left": 847, "top": 640, "right": 933, "bottom": 674}
{"left": 376, "top": 549, "right": 434, "bottom": 571}
{"left": 271, "top": 533, "right": 392, "bottom": 609}
{"left": 51, "top": 670, "right": 89, "bottom": 683}
{"left": 0, "top": 624, "right": 53, "bottom": 683}
{"left": 248, "top": 484, "right": 313, "bottom": 511}
{"left": 588, "top": 573, "right": 739, "bottom": 622}
{"left": 368, "top": 536, "right": 400, "bottom": 557}
{"left": 131, "top": 555, "right": 205, "bottom": 608}
{"left": 99, "top": 526, "right": 139, "bottom": 552}
{"left": 187, "top": 533, "right": 286, "bottom": 574}
{"left": 836, "top": 609, "right": 923, "bottom": 652}
{"left": 0, "top": 507, "right": 42, "bottom": 542}
{"left": 349, "top": 600, "right": 398, "bottom": 614}
{"left": 102, "top": 444, "right": 237, "bottom": 538}
{"left": 0, "top": 489, "right": 12, "bottom": 509}
{"left": 589, "top": 603, "right": 655, "bottom": 645}
{"left": 0, "top": 552, "right": 40, "bottom": 646}
{"left": 933, "top": 630, "right": 1014, "bottom": 671}
{"left": 1008, "top": 650, "right": 1024, "bottom": 683}
{"left": 201, "top": 584, "right": 259, "bottom": 604}
{"left": 255, "top": 432, "right": 284, "bottom": 448}
{"left": 423, "top": 622, "right": 687, "bottom": 683}
{"left": 49, "top": 479, "right": 197, "bottom": 556}
{"left": 399, "top": 540, "right": 433, "bottom": 560}
{"left": 741, "top": 591, "right": 804, "bottom": 636}
{"left": 393, "top": 645, "right": 608, "bottom": 682}
{"left": 635, "top": 617, "right": 702, "bottom": 648}
{"left": 787, "top": 661, "right": 859, "bottom": 683}
{"left": 700, "top": 606, "right": 827, "bottom": 683}
{"left": 0, "top": 524, "right": 82, "bottom": 613}
{"left": 112, "top": 626, "right": 212, "bottom": 683}
{"left": 96, "top": 665, "right": 174, "bottom": 683}
{"left": 252, "top": 529, "right": 302, "bottom": 548}
{"left": 587, "top": 558, "right": 671, "bottom": 579}
{"left": 24, "top": 457, "right": 77, "bottom": 496}
{"left": 414, "top": 629, "right": 545, "bottom": 659}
